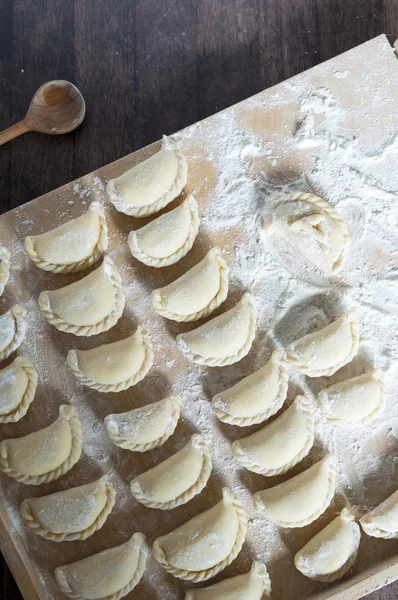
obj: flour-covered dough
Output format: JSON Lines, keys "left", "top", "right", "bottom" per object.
{"left": 152, "top": 248, "right": 229, "bottom": 322}
{"left": 153, "top": 488, "right": 247, "bottom": 582}
{"left": 0, "top": 305, "right": 28, "bottom": 362}
{"left": 128, "top": 195, "right": 200, "bottom": 267}
{"left": 360, "top": 489, "right": 398, "bottom": 538}
{"left": 0, "top": 356, "right": 37, "bottom": 423}
{"left": 0, "top": 246, "right": 10, "bottom": 296}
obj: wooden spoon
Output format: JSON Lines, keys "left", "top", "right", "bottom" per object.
{"left": 0, "top": 80, "right": 85, "bottom": 145}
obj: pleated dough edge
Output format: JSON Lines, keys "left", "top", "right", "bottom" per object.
{"left": 0, "top": 305, "right": 28, "bottom": 361}
{"left": 24, "top": 203, "right": 108, "bottom": 274}
{"left": 0, "top": 246, "right": 10, "bottom": 296}
{"left": 55, "top": 532, "right": 149, "bottom": 600}
{"left": 232, "top": 395, "right": 315, "bottom": 476}
{"left": 130, "top": 434, "right": 212, "bottom": 510}
{"left": 360, "top": 492, "right": 398, "bottom": 539}
{"left": 128, "top": 195, "right": 200, "bottom": 267}
{"left": 67, "top": 327, "right": 154, "bottom": 392}
{"left": 0, "top": 356, "right": 38, "bottom": 423}
{"left": 151, "top": 248, "right": 229, "bottom": 322}
{"left": 295, "top": 508, "right": 361, "bottom": 582}
{"left": 20, "top": 475, "right": 116, "bottom": 542}
{"left": 38, "top": 257, "right": 125, "bottom": 337}
{"left": 107, "top": 136, "right": 188, "bottom": 218}
{"left": 0, "top": 404, "right": 82, "bottom": 485}
{"left": 152, "top": 488, "right": 247, "bottom": 582}
{"left": 212, "top": 351, "right": 288, "bottom": 426}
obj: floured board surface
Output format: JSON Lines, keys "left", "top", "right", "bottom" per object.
{"left": 0, "top": 34, "right": 398, "bottom": 600}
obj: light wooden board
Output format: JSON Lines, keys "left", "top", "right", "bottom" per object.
{"left": 0, "top": 34, "right": 397, "bottom": 600}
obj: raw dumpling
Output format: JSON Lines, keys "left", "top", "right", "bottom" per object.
{"left": 185, "top": 561, "right": 271, "bottom": 600}
{"left": 0, "top": 404, "right": 82, "bottom": 485}
{"left": 130, "top": 434, "right": 212, "bottom": 510}
{"left": 0, "top": 246, "right": 10, "bottom": 296}
{"left": 152, "top": 248, "right": 229, "bottom": 322}
{"left": 67, "top": 327, "right": 154, "bottom": 392}
{"left": 39, "top": 256, "right": 125, "bottom": 336}
{"left": 128, "top": 195, "right": 200, "bottom": 267}
{"left": 0, "top": 356, "right": 38, "bottom": 423}
{"left": 24, "top": 202, "right": 108, "bottom": 273}
{"left": 254, "top": 455, "right": 336, "bottom": 527}
{"left": 360, "top": 489, "right": 398, "bottom": 538}
{"left": 212, "top": 350, "right": 288, "bottom": 426}
{"left": 107, "top": 135, "right": 188, "bottom": 217}
{"left": 318, "top": 370, "right": 385, "bottom": 427}
{"left": 232, "top": 395, "right": 314, "bottom": 476}
{"left": 0, "top": 305, "right": 28, "bottom": 361}
{"left": 295, "top": 508, "right": 360, "bottom": 582}
{"left": 264, "top": 193, "right": 350, "bottom": 275}
{"left": 153, "top": 488, "right": 247, "bottom": 582}
{"left": 177, "top": 293, "right": 256, "bottom": 367}
{"left": 20, "top": 475, "right": 116, "bottom": 541}
{"left": 105, "top": 394, "right": 180, "bottom": 452}
{"left": 55, "top": 532, "right": 148, "bottom": 600}
{"left": 286, "top": 312, "right": 359, "bottom": 377}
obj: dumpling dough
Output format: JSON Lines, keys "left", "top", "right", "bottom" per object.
{"left": 232, "top": 395, "right": 314, "bottom": 476}
{"left": 0, "top": 305, "right": 28, "bottom": 362}
{"left": 55, "top": 532, "right": 148, "bottom": 600}
{"left": 177, "top": 293, "right": 256, "bottom": 367}
{"left": 107, "top": 135, "right": 188, "bottom": 217}
{"left": 264, "top": 192, "right": 350, "bottom": 275}
{"left": 286, "top": 312, "right": 359, "bottom": 377}
{"left": 67, "top": 327, "right": 154, "bottom": 392}
{"left": 24, "top": 202, "right": 108, "bottom": 273}
{"left": 152, "top": 248, "right": 229, "bottom": 322}
{"left": 212, "top": 350, "right": 288, "bottom": 426}
{"left": 20, "top": 475, "right": 116, "bottom": 542}
{"left": 254, "top": 455, "right": 336, "bottom": 527}
{"left": 0, "top": 246, "right": 10, "bottom": 296}
{"left": 0, "top": 356, "right": 38, "bottom": 423}
{"left": 360, "top": 489, "right": 398, "bottom": 538}
{"left": 318, "top": 370, "right": 385, "bottom": 427}
{"left": 185, "top": 561, "right": 271, "bottom": 600}
{"left": 130, "top": 434, "right": 212, "bottom": 510}
{"left": 39, "top": 257, "right": 125, "bottom": 336}
{"left": 0, "top": 404, "right": 82, "bottom": 485}
{"left": 105, "top": 394, "right": 180, "bottom": 452}
{"left": 153, "top": 488, "right": 247, "bottom": 582}
{"left": 128, "top": 195, "right": 200, "bottom": 267}
{"left": 295, "top": 508, "right": 360, "bottom": 582}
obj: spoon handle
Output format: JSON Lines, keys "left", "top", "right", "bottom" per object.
{"left": 0, "top": 120, "right": 31, "bottom": 146}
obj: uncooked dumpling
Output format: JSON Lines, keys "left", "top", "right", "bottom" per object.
{"left": 24, "top": 202, "right": 108, "bottom": 273}
{"left": 105, "top": 394, "right": 180, "bottom": 452}
{"left": 67, "top": 327, "right": 154, "bottom": 392}
{"left": 185, "top": 561, "right": 271, "bottom": 600}
{"left": 360, "top": 489, "right": 398, "bottom": 538}
{"left": 130, "top": 434, "right": 212, "bottom": 510}
{"left": 264, "top": 192, "right": 350, "bottom": 275}
{"left": 0, "top": 246, "right": 10, "bottom": 296}
{"left": 0, "top": 305, "right": 28, "bottom": 362}
{"left": 55, "top": 532, "right": 148, "bottom": 600}
{"left": 318, "top": 370, "right": 385, "bottom": 427}
{"left": 295, "top": 508, "right": 360, "bottom": 582}
{"left": 20, "top": 475, "right": 116, "bottom": 542}
{"left": 153, "top": 488, "right": 247, "bottom": 582}
{"left": 128, "top": 195, "right": 200, "bottom": 267}
{"left": 39, "top": 256, "right": 125, "bottom": 336}
{"left": 107, "top": 135, "right": 188, "bottom": 217}
{"left": 212, "top": 350, "right": 288, "bottom": 426}
{"left": 177, "top": 293, "right": 256, "bottom": 367}
{"left": 254, "top": 455, "right": 336, "bottom": 527}
{"left": 0, "top": 356, "right": 38, "bottom": 423}
{"left": 232, "top": 395, "right": 314, "bottom": 476}
{"left": 0, "top": 404, "right": 82, "bottom": 485}
{"left": 152, "top": 248, "right": 229, "bottom": 322}
{"left": 286, "top": 312, "right": 359, "bottom": 377}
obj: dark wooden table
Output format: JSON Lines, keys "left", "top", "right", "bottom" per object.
{"left": 0, "top": 1, "right": 397, "bottom": 599}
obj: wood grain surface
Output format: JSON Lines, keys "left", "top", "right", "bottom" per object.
{"left": 0, "top": 2, "right": 398, "bottom": 599}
